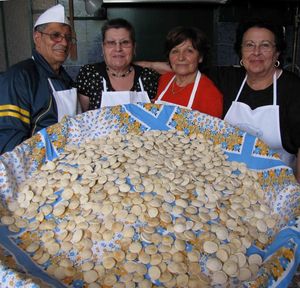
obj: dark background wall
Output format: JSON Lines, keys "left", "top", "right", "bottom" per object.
{"left": 215, "top": 0, "right": 299, "bottom": 69}
{"left": 102, "top": 0, "right": 299, "bottom": 66}
{"left": 65, "top": 0, "right": 300, "bottom": 78}
{"left": 106, "top": 3, "right": 214, "bottom": 62}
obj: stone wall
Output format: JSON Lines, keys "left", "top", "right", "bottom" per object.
{"left": 0, "top": 0, "right": 32, "bottom": 69}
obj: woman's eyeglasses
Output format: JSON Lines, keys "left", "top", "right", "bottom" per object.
{"left": 39, "top": 32, "right": 77, "bottom": 45}
{"left": 242, "top": 41, "right": 276, "bottom": 52}
{"left": 103, "top": 40, "right": 132, "bottom": 49}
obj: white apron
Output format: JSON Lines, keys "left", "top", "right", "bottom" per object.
{"left": 48, "top": 79, "right": 77, "bottom": 122}
{"left": 224, "top": 72, "right": 295, "bottom": 167}
{"left": 101, "top": 77, "right": 150, "bottom": 108}
{"left": 155, "top": 71, "right": 201, "bottom": 110}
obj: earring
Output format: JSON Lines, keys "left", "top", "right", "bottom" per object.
{"left": 275, "top": 60, "right": 280, "bottom": 67}
{"left": 240, "top": 60, "right": 244, "bottom": 67}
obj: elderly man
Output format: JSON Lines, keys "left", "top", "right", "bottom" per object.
{"left": 0, "top": 4, "right": 77, "bottom": 154}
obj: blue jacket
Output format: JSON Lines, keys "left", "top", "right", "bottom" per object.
{"left": 0, "top": 49, "right": 73, "bottom": 154}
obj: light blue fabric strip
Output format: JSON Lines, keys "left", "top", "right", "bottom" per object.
{"left": 0, "top": 226, "right": 66, "bottom": 288}
{"left": 39, "top": 128, "right": 58, "bottom": 161}
{"left": 225, "top": 133, "right": 285, "bottom": 170}
{"left": 124, "top": 104, "right": 174, "bottom": 130}
{"left": 265, "top": 228, "right": 300, "bottom": 288}
{"left": 246, "top": 226, "right": 300, "bottom": 288}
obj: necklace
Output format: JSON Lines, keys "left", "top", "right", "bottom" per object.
{"left": 106, "top": 66, "right": 133, "bottom": 78}
{"left": 171, "top": 80, "right": 187, "bottom": 95}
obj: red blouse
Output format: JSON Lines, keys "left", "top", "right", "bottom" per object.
{"left": 155, "top": 72, "right": 223, "bottom": 118}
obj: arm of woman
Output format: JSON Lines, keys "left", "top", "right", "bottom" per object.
{"left": 135, "top": 61, "right": 172, "bottom": 75}
{"left": 79, "top": 93, "right": 90, "bottom": 112}
{"left": 296, "top": 149, "right": 300, "bottom": 184}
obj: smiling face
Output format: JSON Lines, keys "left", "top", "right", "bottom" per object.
{"left": 34, "top": 23, "right": 71, "bottom": 73}
{"left": 241, "top": 27, "right": 280, "bottom": 77}
{"left": 102, "top": 28, "right": 135, "bottom": 72}
{"left": 169, "top": 39, "right": 202, "bottom": 79}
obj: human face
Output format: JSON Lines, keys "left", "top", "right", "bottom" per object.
{"left": 241, "top": 27, "right": 280, "bottom": 77}
{"left": 34, "top": 23, "right": 71, "bottom": 73}
{"left": 169, "top": 39, "right": 202, "bottom": 79}
{"left": 102, "top": 28, "right": 134, "bottom": 71}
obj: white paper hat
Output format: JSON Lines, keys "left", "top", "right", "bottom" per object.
{"left": 34, "top": 4, "right": 70, "bottom": 29}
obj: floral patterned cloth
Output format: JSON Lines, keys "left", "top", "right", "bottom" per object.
{"left": 0, "top": 103, "right": 299, "bottom": 288}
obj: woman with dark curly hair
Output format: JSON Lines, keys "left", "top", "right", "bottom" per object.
{"left": 209, "top": 20, "right": 300, "bottom": 182}
{"left": 154, "top": 26, "right": 223, "bottom": 118}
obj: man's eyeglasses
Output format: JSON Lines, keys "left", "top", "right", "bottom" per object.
{"left": 103, "top": 40, "right": 132, "bottom": 49}
{"left": 39, "top": 32, "right": 77, "bottom": 44}
{"left": 242, "top": 41, "right": 276, "bottom": 52}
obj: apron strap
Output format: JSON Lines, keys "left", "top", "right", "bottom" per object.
{"left": 236, "top": 72, "right": 278, "bottom": 105}
{"left": 156, "top": 75, "right": 176, "bottom": 101}
{"left": 273, "top": 72, "right": 277, "bottom": 105}
{"left": 103, "top": 76, "right": 145, "bottom": 93}
{"left": 235, "top": 75, "right": 247, "bottom": 101}
{"left": 187, "top": 71, "right": 201, "bottom": 109}
{"left": 156, "top": 72, "right": 201, "bottom": 109}
{"left": 138, "top": 77, "right": 145, "bottom": 92}
{"left": 103, "top": 78, "right": 108, "bottom": 92}
{"left": 47, "top": 78, "right": 56, "bottom": 93}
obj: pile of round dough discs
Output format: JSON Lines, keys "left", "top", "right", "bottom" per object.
{"left": 1, "top": 130, "right": 278, "bottom": 287}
